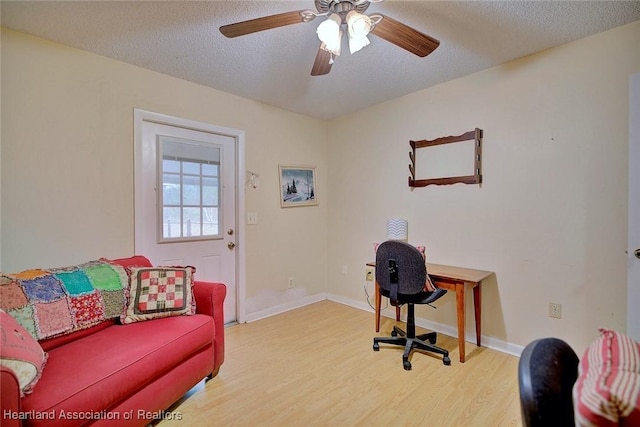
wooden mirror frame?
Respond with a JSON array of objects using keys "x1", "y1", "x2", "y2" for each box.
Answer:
[{"x1": 408, "y1": 128, "x2": 483, "y2": 187}]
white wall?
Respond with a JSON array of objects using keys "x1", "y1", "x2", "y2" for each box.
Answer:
[
  {"x1": 0, "y1": 36, "x2": 3, "y2": 268},
  {"x1": 629, "y1": 73, "x2": 640, "y2": 342},
  {"x1": 0, "y1": 29, "x2": 329, "y2": 316},
  {"x1": 326, "y1": 20, "x2": 640, "y2": 355}
]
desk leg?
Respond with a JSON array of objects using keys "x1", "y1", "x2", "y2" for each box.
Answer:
[
  {"x1": 473, "y1": 282, "x2": 481, "y2": 347},
  {"x1": 455, "y1": 283, "x2": 466, "y2": 363},
  {"x1": 375, "y1": 282, "x2": 381, "y2": 332},
  {"x1": 375, "y1": 282, "x2": 400, "y2": 333}
]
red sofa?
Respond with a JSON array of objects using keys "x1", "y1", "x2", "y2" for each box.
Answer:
[{"x1": 0, "y1": 255, "x2": 226, "y2": 427}]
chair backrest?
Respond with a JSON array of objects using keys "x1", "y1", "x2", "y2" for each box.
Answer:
[
  {"x1": 375, "y1": 240, "x2": 427, "y2": 302},
  {"x1": 518, "y1": 337, "x2": 579, "y2": 427}
]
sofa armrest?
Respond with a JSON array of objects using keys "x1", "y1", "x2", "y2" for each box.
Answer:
[
  {"x1": 1, "y1": 366, "x2": 22, "y2": 427},
  {"x1": 193, "y1": 280, "x2": 227, "y2": 370}
]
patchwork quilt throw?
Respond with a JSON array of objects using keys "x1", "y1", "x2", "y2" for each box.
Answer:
[{"x1": 0, "y1": 259, "x2": 127, "y2": 340}]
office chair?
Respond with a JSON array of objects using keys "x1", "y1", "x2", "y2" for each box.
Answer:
[
  {"x1": 518, "y1": 337, "x2": 579, "y2": 427},
  {"x1": 372, "y1": 240, "x2": 450, "y2": 369}
]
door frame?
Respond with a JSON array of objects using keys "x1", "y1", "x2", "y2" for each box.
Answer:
[{"x1": 133, "y1": 109, "x2": 246, "y2": 324}]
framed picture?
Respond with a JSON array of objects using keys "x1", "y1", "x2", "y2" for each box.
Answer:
[{"x1": 279, "y1": 165, "x2": 318, "y2": 208}]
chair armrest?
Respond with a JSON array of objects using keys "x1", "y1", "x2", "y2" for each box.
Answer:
[
  {"x1": 1, "y1": 366, "x2": 22, "y2": 427},
  {"x1": 193, "y1": 280, "x2": 227, "y2": 369}
]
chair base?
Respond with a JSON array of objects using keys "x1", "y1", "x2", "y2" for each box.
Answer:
[
  {"x1": 374, "y1": 326, "x2": 451, "y2": 369},
  {"x1": 373, "y1": 303, "x2": 451, "y2": 370}
]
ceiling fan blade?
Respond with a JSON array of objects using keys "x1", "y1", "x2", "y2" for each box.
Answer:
[
  {"x1": 220, "y1": 10, "x2": 308, "y2": 38},
  {"x1": 370, "y1": 14, "x2": 440, "y2": 57},
  {"x1": 311, "y1": 45, "x2": 332, "y2": 76}
]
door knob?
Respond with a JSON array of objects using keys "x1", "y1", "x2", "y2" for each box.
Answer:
[
  {"x1": 635, "y1": 248, "x2": 640, "y2": 259},
  {"x1": 228, "y1": 241, "x2": 236, "y2": 250}
]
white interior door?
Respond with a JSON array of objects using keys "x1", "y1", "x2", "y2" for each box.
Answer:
[
  {"x1": 629, "y1": 73, "x2": 640, "y2": 341},
  {"x1": 134, "y1": 110, "x2": 244, "y2": 324}
]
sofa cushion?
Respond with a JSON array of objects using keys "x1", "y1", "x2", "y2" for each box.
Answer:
[
  {"x1": 0, "y1": 260, "x2": 127, "y2": 340},
  {"x1": 39, "y1": 319, "x2": 116, "y2": 352},
  {"x1": 121, "y1": 266, "x2": 196, "y2": 324},
  {"x1": 0, "y1": 309, "x2": 48, "y2": 396},
  {"x1": 21, "y1": 314, "x2": 214, "y2": 424},
  {"x1": 573, "y1": 328, "x2": 640, "y2": 426}
]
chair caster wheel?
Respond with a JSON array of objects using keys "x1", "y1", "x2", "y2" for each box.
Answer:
[
  {"x1": 428, "y1": 336, "x2": 437, "y2": 344},
  {"x1": 443, "y1": 356, "x2": 451, "y2": 366},
  {"x1": 403, "y1": 360, "x2": 412, "y2": 370},
  {"x1": 373, "y1": 342, "x2": 379, "y2": 351},
  {"x1": 391, "y1": 329, "x2": 398, "y2": 337}
]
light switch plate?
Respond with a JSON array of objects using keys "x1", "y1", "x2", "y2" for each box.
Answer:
[{"x1": 247, "y1": 212, "x2": 258, "y2": 225}]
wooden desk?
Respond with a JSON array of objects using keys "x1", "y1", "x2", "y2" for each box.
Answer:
[{"x1": 368, "y1": 262, "x2": 494, "y2": 363}]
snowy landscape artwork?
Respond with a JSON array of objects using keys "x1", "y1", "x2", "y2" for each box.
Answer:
[{"x1": 279, "y1": 166, "x2": 317, "y2": 208}]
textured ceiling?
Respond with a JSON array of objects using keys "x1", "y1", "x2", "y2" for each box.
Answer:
[{"x1": 2, "y1": 1, "x2": 640, "y2": 120}]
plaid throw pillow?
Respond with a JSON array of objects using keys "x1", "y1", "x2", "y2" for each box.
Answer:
[{"x1": 121, "y1": 266, "x2": 196, "y2": 324}]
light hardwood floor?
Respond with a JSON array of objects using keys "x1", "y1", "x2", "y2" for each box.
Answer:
[{"x1": 159, "y1": 300, "x2": 521, "y2": 426}]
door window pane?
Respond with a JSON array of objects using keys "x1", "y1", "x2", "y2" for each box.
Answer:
[
  {"x1": 182, "y1": 175, "x2": 201, "y2": 205},
  {"x1": 158, "y1": 136, "x2": 220, "y2": 241},
  {"x1": 202, "y1": 177, "x2": 218, "y2": 205},
  {"x1": 183, "y1": 161, "x2": 201, "y2": 175},
  {"x1": 203, "y1": 163, "x2": 218, "y2": 176},
  {"x1": 162, "y1": 159, "x2": 180, "y2": 173},
  {"x1": 203, "y1": 207, "x2": 219, "y2": 236},
  {"x1": 163, "y1": 207, "x2": 181, "y2": 238},
  {"x1": 162, "y1": 175, "x2": 180, "y2": 205},
  {"x1": 182, "y1": 207, "x2": 201, "y2": 237}
]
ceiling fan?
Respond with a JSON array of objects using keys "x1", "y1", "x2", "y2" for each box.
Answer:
[{"x1": 219, "y1": 0, "x2": 440, "y2": 76}]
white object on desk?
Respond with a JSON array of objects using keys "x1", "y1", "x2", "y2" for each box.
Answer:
[{"x1": 387, "y1": 218, "x2": 408, "y2": 240}]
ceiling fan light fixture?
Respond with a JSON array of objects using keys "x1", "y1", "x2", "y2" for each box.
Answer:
[
  {"x1": 317, "y1": 13, "x2": 342, "y2": 56},
  {"x1": 346, "y1": 10, "x2": 372, "y2": 54},
  {"x1": 348, "y1": 34, "x2": 370, "y2": 54},
  {"x1": 346, "y1": 10, "x2": 371, "y2": 38},
  {"x1": 221, "y1": 1, "x2": 440, "y2": 77}
]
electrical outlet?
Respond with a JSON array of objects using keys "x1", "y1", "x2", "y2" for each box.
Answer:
[
  {"x1": 365, "y1": 267, "x2": 374, "y2": 281},
  {"x1": 288, "y1": 277, "x2": 294, "y2": 288},
  {"x1": 549, "y1": 302, "x2": 562, "y2": 319},
  {"x1": 342, "y1": 265, "x2": 348, "y2": 275}
]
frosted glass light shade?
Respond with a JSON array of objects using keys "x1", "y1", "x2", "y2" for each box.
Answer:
[
  {"x1": 317, "y1": 14, "x2": 342, "y2": 55},
  {"x1": 348, "y1": 35, "x2": 370, "y2": 54},
  {"x1": 346, "y1": 10, "x2": 371, "y2": 54},
  {"x1": 346, "y1": 11, "x2": 371, "y2": 38},
  {"x1": 387, "y1": 218, "x2": 408, "y2": 240}
]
